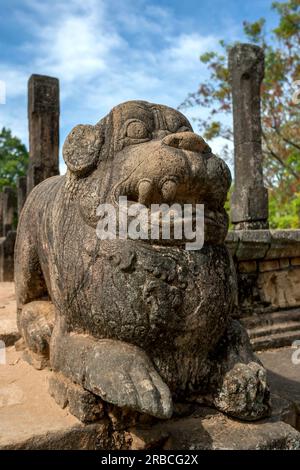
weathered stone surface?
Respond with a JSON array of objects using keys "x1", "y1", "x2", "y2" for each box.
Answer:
[
  {"x1": 27, "y1": 74, "x2": 59, "y2": 195},
  {"x1": 2, "y1": 186, "x2": 16, "y2": 236},
  {"x1": 259, "y1": 260, "x2": 280, "y2": 272},
  {"x1": 22, "y1": 348, "x2": 49, "y2": 370},
  {"x1": 17, "y1": 176, "x2": 27, "y2": 218},
  {"x1": 0, "y1": 231, "x2": 16, "y2": 282},
  {"x1": 267, "y1": 230, "x2": 300, "y2": 259},
  {"x1": 145, "y1": 410, "x2": 300, "y2": 450},
  {"x1": 0, "y1": 193, "x2": 3, "y2": 237},
  {"x1": 280, "y1": 258, "x2": 290, "y2": 269},
  {"x1": 0, "y1": 348, "x2": 299, "y2": 450},
  {"x1": 226, "y1": 230, "x2": 300, "y2": 320},
  {"x1": 229, "y1": 43, "x2": 268, "y2": 230},
  {"x1": 225, "y1": 230, "x2": 239, "y2": 257},
  {"x1": 0, "y1": 282, "x2": 19, "y2": 346},
  {"x1": 49, "y1": 372, "x2": 105, "y2": 423},
  {"x1": 15, "y1": 100, "x2": 270, "y2": 422},
  {"x1": 245, "y1": 308, "x2": 300, "y2": 351},
  {"x1": 226, "y1": 230, "x2": 300, "y2": 261},
  {"x1": 238, "y1": 260, "x2": 257, "y2": 273},
  {"x1": 235, "y1": 230, "x2": 271, "y2": 260},
  {"x1": 258, "y1": 268, "x2": 300, "y2": 309}
]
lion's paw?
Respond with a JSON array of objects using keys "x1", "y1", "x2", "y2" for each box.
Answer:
[
  {"x1": 85, "y1": 340, "x2": 173, "y2": 419},
  {"x1": 213, "y1": 361, "x2": 270, "y2": 421}
]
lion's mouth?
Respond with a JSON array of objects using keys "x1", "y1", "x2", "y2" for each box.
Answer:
[
  {"x1": 109, "y1": 175, "x2": 228, "y2": 246},
  {"x1": 108, "y1": 197, "x2": 227, "y2": 246}
]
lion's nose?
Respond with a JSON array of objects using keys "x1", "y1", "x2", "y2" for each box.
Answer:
[{"x1": 162, "y1": 132, "x2": 211, "y2": 154}]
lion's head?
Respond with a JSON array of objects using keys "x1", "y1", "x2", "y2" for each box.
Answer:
[{"x1": 63, "y1": 100, "x2": 231, "y2": 245}]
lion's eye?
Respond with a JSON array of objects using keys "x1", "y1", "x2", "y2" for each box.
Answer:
[{"x1": 126, "y1": 120, "x2": 149, "y2": 139}]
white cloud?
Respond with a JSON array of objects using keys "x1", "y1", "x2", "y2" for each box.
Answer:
[
  {"x1": 0, "y1": 66, "x2": 27, "y2": 99},
  {"x1": 1, "y1": 0, "x2": 229, "y2": 168},
  {"x1": 35, "y1": 14, "x2": 125, "y2": 84},
  {"x1": 163, "y1": 33, "x2": 218, "y2": 72}
]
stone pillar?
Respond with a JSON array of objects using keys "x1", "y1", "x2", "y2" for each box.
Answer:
[
  {"x1": 27, "y1": 74, "x2": 59, "y2": 195},
  {"x1": 0, "y1": 193, "x2": 3, "y2": 238},
  {"x1": 17, "y1": 176, "x2": 27, "y2": 219},
  {"x1": 0, "y1": 187, "x2": 16, "y2": 282},
  {"x1": 2, "y1": 186, "x2": 16, "y2": 236},
  {"x1": 0, "y1": 231, "x2": 16, "y2": 282},
  {"x1": 229, "y1": 43, "x2": 269, "y2": 230}
]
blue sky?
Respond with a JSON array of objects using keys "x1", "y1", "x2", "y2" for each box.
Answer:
[{"x1": 0, "y1": 0, "x2": 278, "y2": 173}]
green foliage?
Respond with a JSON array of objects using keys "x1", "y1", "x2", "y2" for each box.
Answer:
[
  {"x1": 243, "y1": 18, "x2": 266, "y2": 43},
  {"x1": 181, "y1": 0, "x2": 300, "y2": 228},
  {"x1": 0, "y1": 127, "x2": 29, "y2": 192},
  {"x1": 269, "y1": 191, "x2": 300, "y2": 228}
]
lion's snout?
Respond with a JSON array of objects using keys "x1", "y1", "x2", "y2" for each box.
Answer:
[
  {"x1": 121, "y1": 132, "x2": 229, "y2": 209},
  {"x1": 162, "y1": 131, "x2": 211, "y2": 154}
]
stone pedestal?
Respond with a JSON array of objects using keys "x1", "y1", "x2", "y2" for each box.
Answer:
[
  {"x1": 1, "y1": 296, "x2": 300, "y2": 450},
  {"x1": 1, "y1": 346, "x2": 300, "y2": 450}
]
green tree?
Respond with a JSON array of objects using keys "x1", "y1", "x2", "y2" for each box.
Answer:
[
  {"x1": 181, "y1": 0, "x2": 300, "y2": 228},
  {"x1": 0, "y1": 127, "x2": 29, "y2": 192}
]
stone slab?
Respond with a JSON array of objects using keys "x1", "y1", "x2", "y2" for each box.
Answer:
[
  {"x1": 225, "y1": 230, "x2": 300, "y2": 261},
  {"x1": 258, "y1": 346, "x2": 300, "y2": 428},
  {"x1": 139, "y1": 409, "x2": 300, "y2": 450},
  {"x1": 0, "y1": 347, "x2": 300, "y2": 450},
  {"x1": 0, "y1": 282, "x2": 19, "y2": 346},
  {"x1": 267, "y1": 230, "x2": 300, "y2": 260}
]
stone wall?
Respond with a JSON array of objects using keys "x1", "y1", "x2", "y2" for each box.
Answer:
[{"x1": 226, "y1": 230, "x2": 300, "y2": 316}]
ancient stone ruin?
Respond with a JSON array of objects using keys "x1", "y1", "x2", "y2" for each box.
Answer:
[
  {"x1": 0, "y1": 187, "x2": 17, "y2": 282},
  {"x1": 27, "y1": 74, "x2": 60, "y2": 194},
  {"x1": 15, "y1": 99, "x2": 271, "y2": 423},
  {"x1": 0, "y1": 74, "x2": 60, "y2": 283},
  {"x1": 229, "y1": 43, "x2": 269, "y2": 230},
  {"x1": 1, "y1": 44, "x2": 300, "y2": 450}
]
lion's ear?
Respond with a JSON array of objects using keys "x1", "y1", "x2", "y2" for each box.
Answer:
[{"x1": 63, "y1": 124, "x2": 103, "y2": 175}]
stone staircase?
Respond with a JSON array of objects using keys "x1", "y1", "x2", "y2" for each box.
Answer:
[{"x1": 242, "y1": 308, "x2": 300, "y2": 351}]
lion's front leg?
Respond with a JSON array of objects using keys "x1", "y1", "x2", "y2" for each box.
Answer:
[
  {"x1": 18, "y1": 301, "x2": 55, "y2": 361},
  {"x1": 206, "y1": 319, "x2": 270, "y2": 421},
  {"x1": 50, "y1": 323, "x2": 173, "y2": 420}
]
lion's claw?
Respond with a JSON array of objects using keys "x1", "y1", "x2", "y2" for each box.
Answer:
[{"x1": 213, "y1": 361, "x2": 270, "y2": 421}]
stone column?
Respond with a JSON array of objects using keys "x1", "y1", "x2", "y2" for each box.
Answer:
[
  {"x1": 0, "y1": 193, "x2": 3, "y2": 238},
  {"x1": 0, "y1": 231, "x2": 16, "y2": 282},
  {"x1": 229, "y1": 43, "x2": 269, "y2": 230},
  {"x1": 27, "y1": 74, "x2": 60, "y2": 195},
  {"x1": 0, "y1": 187, "x2": 16, "y2": 282},
  {"x1": 2, "y1": 186, "x2": 16, "y2": 236},
  {"x1": 17, "y1": 176, "x2": 27, "y2": 219}
]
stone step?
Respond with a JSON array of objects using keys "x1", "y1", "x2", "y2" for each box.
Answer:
[
  {"x1": 249, "y1": 321, "x2": 300, "y2": 339},
  {"x1": 251, "y1": 330, "x2": 300, "y2": 351},
  {"x1": 242, "y1": 308, "x2": 300, "y2": 329}
]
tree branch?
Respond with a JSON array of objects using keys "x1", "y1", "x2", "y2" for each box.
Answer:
[
  {"x1": 262, "y1": 131, "x2": 300, "y2": 179},
  {"x1": 272, "y1": 125, "x2": 300, "y2": 152}
]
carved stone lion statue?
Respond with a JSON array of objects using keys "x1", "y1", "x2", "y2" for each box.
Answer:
[{"x1": 15, "y1": 101, "x2": 270, "y2": 421}]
